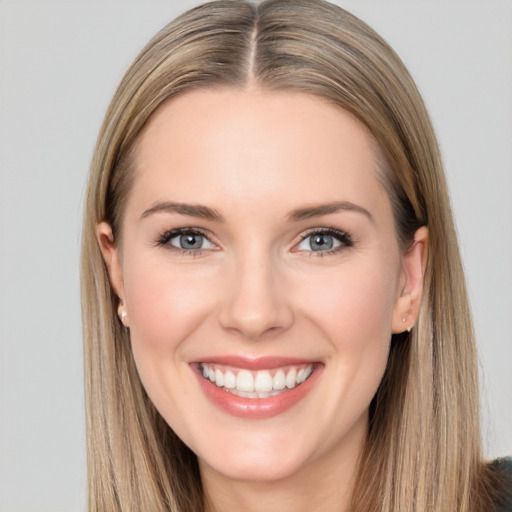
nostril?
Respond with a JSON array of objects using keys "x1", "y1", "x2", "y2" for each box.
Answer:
[
  {"x1": 218, "y1": 259, "x2": 294, "y2": 338},
  {"x1": 219, "y1": 301, "x2": 294, "y2": 340}
]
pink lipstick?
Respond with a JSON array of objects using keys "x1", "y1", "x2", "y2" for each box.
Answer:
[{"x1": 191, "y1": 356, "x2": 322, "y2": 419}]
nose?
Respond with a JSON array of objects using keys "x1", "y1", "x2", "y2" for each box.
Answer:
[{"x1": 218, "y1": 253, "x2": 294, "y2": 340}]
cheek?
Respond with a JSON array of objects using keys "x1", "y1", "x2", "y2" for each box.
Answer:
[
  {"x1": 121, "y1": 254, "x2": 221, "y2": 425},
  {"x1": 124, "y1": 257, "x2": 217, "y2": 350},
  {"x1": 295, "y1": 260, "x2": 397, "y2": 399},
  {"x1": 121, "y1": 255, "x2": 222, "y2": 409},
  {"x1": 297, "y1": 261, "x2": 398, "y2": 344}
]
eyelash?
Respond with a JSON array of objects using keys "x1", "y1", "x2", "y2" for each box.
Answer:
[
  {"x1": 298, "y1": 227, "x2": 354, "y2": 257},
  {"x1": 155, "y1": 228, "x2": 213, "y2": 257},
  {"x1": 154, "y1": 226, "x2": 354, "y2": 257}
]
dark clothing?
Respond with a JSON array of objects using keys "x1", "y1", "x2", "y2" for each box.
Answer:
[{"x1": 492, "y1": 457, "x2": 512, "y2": 512}]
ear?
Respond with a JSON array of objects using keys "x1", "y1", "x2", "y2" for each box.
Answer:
[
  {"x1": 391, "y1": 226, "x2": 428, "y2": 334},
  {"x1": 96, "y1": 222, "x2": 130, "y2": 327}
]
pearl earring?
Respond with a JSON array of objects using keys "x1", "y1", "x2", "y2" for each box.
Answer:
[
  {"x1": 402, "y1": 315, "x2": 413, "y2": 333},
  {"x1": 118, "y1": 305, "x2": 127, "y2": 321}
]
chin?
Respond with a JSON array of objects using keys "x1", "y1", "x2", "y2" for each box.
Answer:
[{"x1": 198, "y1": 447, "x2": 310, "y2": 484}]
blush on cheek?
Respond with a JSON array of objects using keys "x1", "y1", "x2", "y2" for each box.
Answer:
[
  {"x1": 125, "y1": 260, "x2": 219, "y2": 353},
  {"x1": 304, "y1": 268, "x2": 395, "y2": 342}
]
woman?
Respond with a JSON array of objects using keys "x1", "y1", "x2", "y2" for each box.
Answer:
[{"x1": 80, "y1": 1, "x2": 511, "y2": 510}]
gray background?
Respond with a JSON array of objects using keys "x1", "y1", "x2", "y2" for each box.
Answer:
[{"x1": 1, "y1": 1, "x2": 511, "y2": 510}]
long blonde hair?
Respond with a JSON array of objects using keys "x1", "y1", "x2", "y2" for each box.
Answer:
[{"x1": 81, "y1": 1, "x2": 498, "y2": 510}]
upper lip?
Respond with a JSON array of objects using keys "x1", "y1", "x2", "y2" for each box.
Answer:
[{"x1": 189, "y1": 355, "x2": 319, "y2": 370}]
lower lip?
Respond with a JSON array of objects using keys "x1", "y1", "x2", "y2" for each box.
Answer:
[{"x1": 193, "y1": 365, "x2": 322, "y2": 419}]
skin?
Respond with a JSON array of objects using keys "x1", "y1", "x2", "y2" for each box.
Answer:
[{"x1": 98, "y1": 88, "x2": 427, "y2": 512}]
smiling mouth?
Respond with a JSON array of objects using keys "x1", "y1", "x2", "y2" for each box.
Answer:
[{"x1": 198, "y1": 363, "x2": 315, "y2": 399}]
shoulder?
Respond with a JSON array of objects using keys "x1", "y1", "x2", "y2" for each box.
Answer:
[{"x1": 490, "y1": 457, "x2": 512, "y2": 512}]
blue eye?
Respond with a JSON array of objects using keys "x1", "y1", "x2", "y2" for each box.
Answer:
[
  {"x1": 171, "y1": 233, "x2": 205, "y2": 250},
  {"x1": 158, "y1": 229, "x2": 216, "y2": 252},
  {"x1": 297, "y1": 229, "x2": 352, "y2": 253}
]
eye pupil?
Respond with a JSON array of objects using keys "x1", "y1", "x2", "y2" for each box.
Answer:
[
  {"x1": 180, "y1": 233, "x2": 203, "y2": 249},
  {"x1": 311, "y1": 234, "x2": 333, "y2": 251}
]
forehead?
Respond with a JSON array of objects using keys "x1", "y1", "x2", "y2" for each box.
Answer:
[{"x1": 129, "y1": 88, "x2": 389, "y2": 220}]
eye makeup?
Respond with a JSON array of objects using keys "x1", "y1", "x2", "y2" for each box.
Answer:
[
  {"x1": 153, "y1": 225, "x2": 355, "y2": 258},
  {"x1": 294, "y1": 227, "x2": 354, "y2": 256},
  {"x1": 154, "y1": 227, "x2": 217, "y2": 256}
]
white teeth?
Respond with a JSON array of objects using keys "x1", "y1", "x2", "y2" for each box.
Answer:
[
  {"x1": 199, "y1": 363, "x2": 315, "y2": 396},
  {"x1": 224, "y1": 370, "x2": 236, "y2": 389},
  {"x1": 236, "y1": 370, "x2": 254, "y2": 392},
  {"x1": 215, "y1": 369, "x2": 224, "y2": 387},
  {"x1": 273, "y1": 369, "x2": 286, "y2": 390},
  {"x1": 254, "y1": 371, "x2": 273, "y2": 392},
  {"x1": 286, "y1": 367, "x2": 297, "y2": 389}
]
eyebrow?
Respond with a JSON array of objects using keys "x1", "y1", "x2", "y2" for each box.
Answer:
[
  {"x1": 140, "y1": 200, "x2": 373, "y2": 224},
  {"x1": 287, "y1": 201, "x2": 374, "y2": 223},
  {"x1": 140, "y1": 201, "x2": 225, "y2": 222}
]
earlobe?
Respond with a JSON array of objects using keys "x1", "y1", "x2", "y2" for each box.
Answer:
[
  {"x1": 391, "y1": 226, "x2": 428, "y2": 334},
  {"x1": 96, "y1": 222, "x2": 129, "y2": 326}
]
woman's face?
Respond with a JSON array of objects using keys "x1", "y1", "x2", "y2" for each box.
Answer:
[{"x1": 99, "y1": 89, "x2": 425, "y2": 485}]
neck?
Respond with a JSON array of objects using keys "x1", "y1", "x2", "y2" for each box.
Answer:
[{"x1": 201, "y1": 417, "x2": 366, "y2": 512}]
